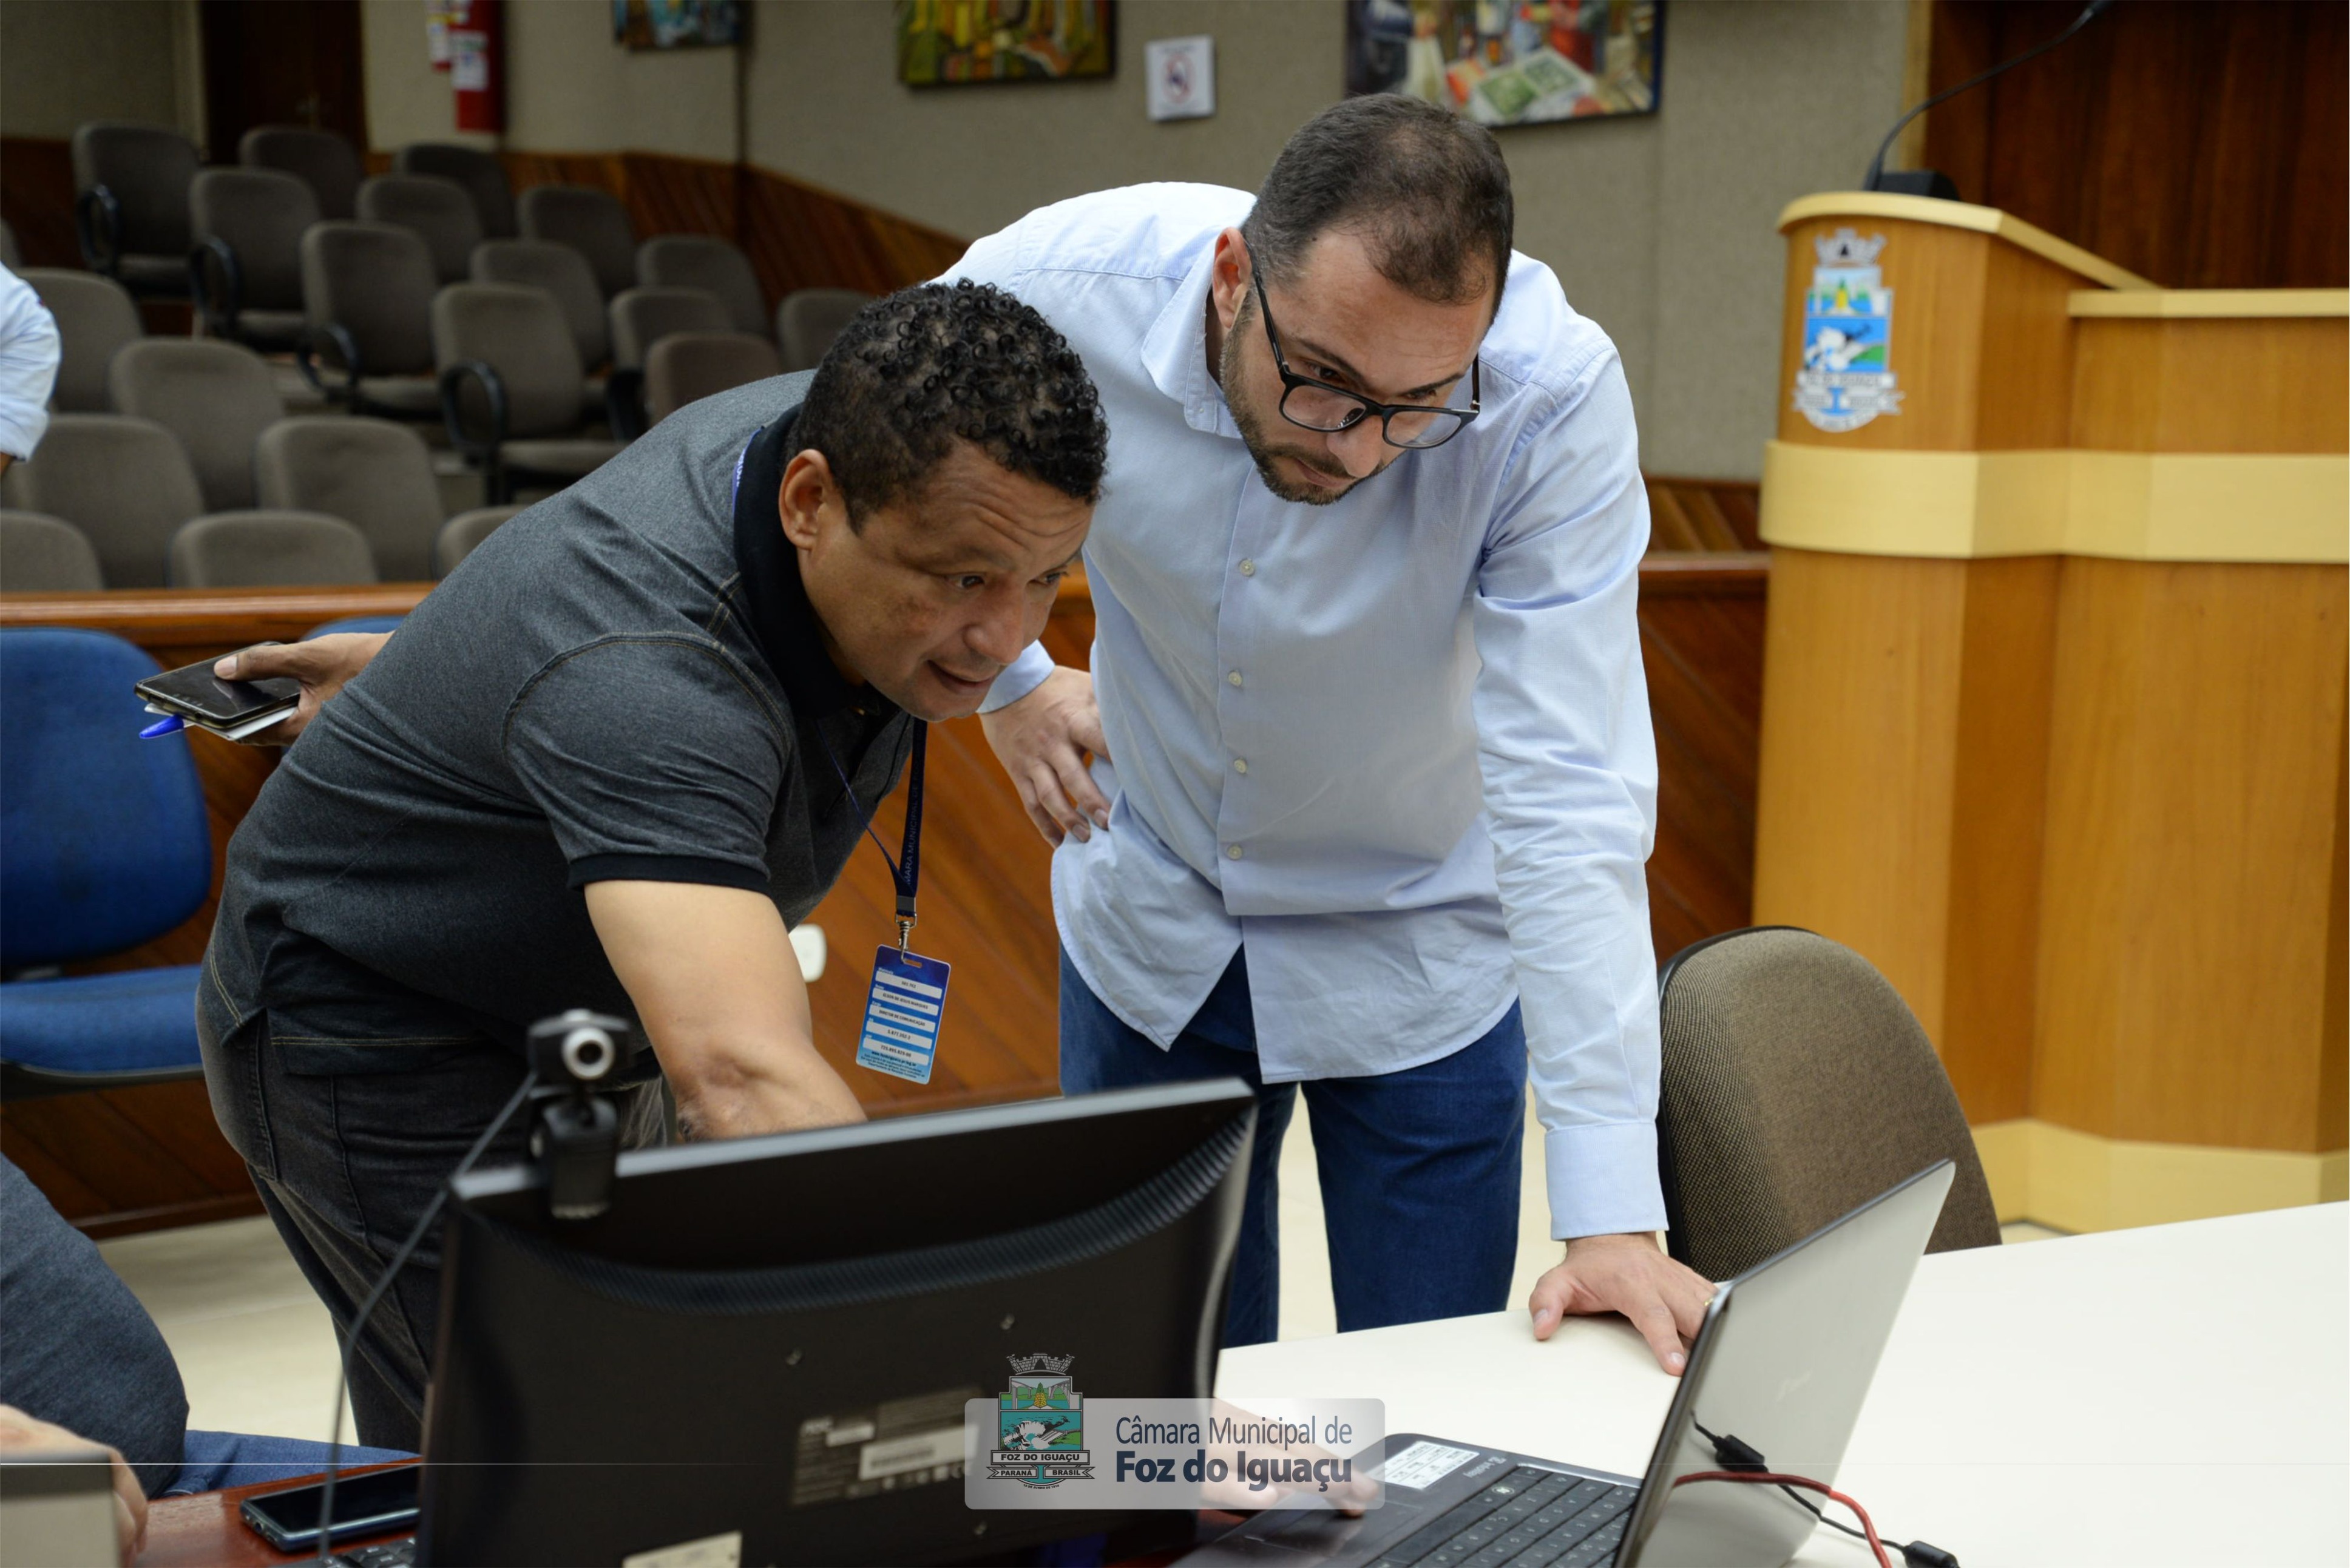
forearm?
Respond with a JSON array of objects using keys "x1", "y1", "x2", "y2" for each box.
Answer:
[{"x1": 663, "y1": 1028, "x2": 864, "y2": 1140}]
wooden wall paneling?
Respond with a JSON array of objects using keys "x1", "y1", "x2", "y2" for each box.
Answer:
[
  {"x1": 0, "y1": 137, "x2": 81, "y2": 269},
  {"x1": 2070, "y1": 316, "x2": 2350, "y2": 455}
]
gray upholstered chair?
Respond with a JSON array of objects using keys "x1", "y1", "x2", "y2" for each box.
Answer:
[
  {"x1": 255, "y1": 415, "x2": 510, "y2": 583},
  {"x1": 645, "y1": 331, "x2": 781, "y2": 425},
  {"x1": 432, "y1": 283, "x2": 626, "y2": 503},
  {"x1": 637, "y1": 235, "x2": 767, "y2": 339},
  {"x1": 18, "y1": 269, "x2": 142, "y2": 413},
  {"x1": 393, "y1": 143, "x2": 516, "y2": 238},
  {"x1": 518, "y1": 184, "x2": 636, "y2": 299},
  {"x1": 472, "y1": 239, "x2": 611, "y2": 372},
  {"x1": 168, "y1": 510, "x2": 377, "y2": 588},
  {"x1": 356, "y1": 175, "x2": 483, "y2": 285},
  {"x1": 70, "y1": 122, "x2": 198, "y2": 295},
  {"x1": 240, "y1": 124, "x2": 363, "y2": 220},
  {"x1": 775, "y1": 287, "x2": 875, "y2": 373},
  {"x1": 189, "y1": 167, "x2": 319, "y2": 351},
  {"x1": 299, "y1": 221, "x2": 443, "y2": 419},
  {"x1": 607, "y1": 285, "x2": 733, "y2": 370},
  {"x1": 1654, "y1": 926, "x2": 2002, "y2": 1282},
  {"x1": 106, "y1": 339, "x2": 285, "y2": 512},
  {"x1": 0, "y1": 415, "x2": 206, "y2": 587},
  {"x1": 0, "y1": 510, "x2": 104, "y2": 592},
  {"x1": 432, "y1": 504, "x2": 522, "y2": 578}
]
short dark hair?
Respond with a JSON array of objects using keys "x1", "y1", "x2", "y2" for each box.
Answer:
[
  {"x1": 797, "y1": 280, "x2": 1108, "y2": 525},
  {"x1": 1242, "y1": 94, "x2": 1514, "y2": 308}
]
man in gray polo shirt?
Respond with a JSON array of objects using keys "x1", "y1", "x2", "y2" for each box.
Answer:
[{"x1": 198, "y1": 283, "x2": 1104, "y2": 1448}]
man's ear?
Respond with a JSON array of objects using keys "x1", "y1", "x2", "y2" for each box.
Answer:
[
  {"x1": 777, "y1": 449, "x2": 838, "y2": 550},
  {"x1": 1210, "y1": 228, "x2": 1249, "y2": 334}
]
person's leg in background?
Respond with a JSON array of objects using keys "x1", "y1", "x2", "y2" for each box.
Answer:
[
  {"x1": 1058, "y1": 950, "x2": 1294, "y2": 1347},
  {"x1": 1303, "y1": 1003, "x2": 1528, "y2": 1333}
]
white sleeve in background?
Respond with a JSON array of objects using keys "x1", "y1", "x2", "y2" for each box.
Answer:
[{"x1": 0, "y1": 268, "x2": 60, "y2": 461}]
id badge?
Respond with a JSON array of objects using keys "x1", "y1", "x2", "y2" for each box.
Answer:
[{"x1": 855, "y1": 946, "x2": 950, "y2": 1084}]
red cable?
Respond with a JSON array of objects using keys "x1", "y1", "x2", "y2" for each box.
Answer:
[{"x1": 1670, "y1": 1470, "x2": 1892, "y2": 1568}]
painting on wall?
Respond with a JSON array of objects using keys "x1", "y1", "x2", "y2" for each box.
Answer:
[
  {"x1": 898, "y1": 1, "x2": 1116, "y2": 87},
  {"x1": 613, "y1": 0, "x2": 742, "y2": 50},
  {"x1": 1344, "y1": 0, "x2": 1662, "y2": 127}
]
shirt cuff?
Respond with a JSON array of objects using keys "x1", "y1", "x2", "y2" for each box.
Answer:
[
  {"x1": 978, "y1": 640, "x2": 1055, "y2": 715},
  {"x1": 1545, "y1": 1118, "x2": 1668, "y2": 1241},
  {"x1": 567, "y1": 853, "x2": 770, "y2": 892}
]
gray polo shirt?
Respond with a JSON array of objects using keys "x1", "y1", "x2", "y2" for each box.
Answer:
[{"x1": 206, "y1": 373, "x2": 915, "y2": 1072}]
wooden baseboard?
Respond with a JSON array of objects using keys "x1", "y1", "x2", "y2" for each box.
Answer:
[
  {"x1": 1973, "y1": 1117, "x2": 2350, "y2": 1232},
  {"x1": 72, "y1": 1189, "x2": 267, "y2": 1240}
]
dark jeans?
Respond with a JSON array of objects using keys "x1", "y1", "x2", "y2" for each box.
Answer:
[{"x1": 1058, "y1": 948, "x2": 1527, "y2": 1349}]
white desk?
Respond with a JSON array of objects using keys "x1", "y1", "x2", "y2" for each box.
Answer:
[{"x1": 1217, "y1": 1203, "x2": 2348, "y2": 1567}]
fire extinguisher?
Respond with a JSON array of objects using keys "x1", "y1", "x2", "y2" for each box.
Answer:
[{"x1": 449, "y1": 0, "x2": 504, "y2": 135}]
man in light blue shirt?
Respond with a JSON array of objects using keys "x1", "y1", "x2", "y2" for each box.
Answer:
[{"x1": 957, "y1": 97, "x2": 1714, "y2": 1370}]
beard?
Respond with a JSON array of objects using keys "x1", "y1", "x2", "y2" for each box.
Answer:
[{"x1": 1220, "y1": 306, "x2": 1369, "y2": 507}]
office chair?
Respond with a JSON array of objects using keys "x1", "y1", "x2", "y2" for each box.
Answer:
[
  {"x1": 433, "y1": 282, "x2": 627, "y2": 504},
  {"x1": 433, "y1": 504, "x2": 520, "y2": 577},
  {"x1": 0, "y1": 415, "x2": 208, "y2": 588},
  {"x1": 168, "y1": 510, "x2": 378, "y2": 588},
  {"x1": 1654, "y1": 925, "x2": 2002, "y2": 1282},
  {"x1": 393, "y1": 142, "x2": 517, "y2": 238},
  {"x1": 356, "y1": 174, "x2": 484, "y2": 286},
  {"x1": 0, "y1": 511, "x2": 105, "y2": 592},
  {"x1": 637, "y1": 234, "x2": 768, "y2": 338},
  {"x1": 0, "y1": 628, "x2": 211, "y2": 1099},
  {"x1": 297, "y1": 221, "x2": 444, "y2": 419},
  {"x1": 645, "y1": 331, "x2": 782, "y2": 424},
  {"x1": 518, "y1": 184, "x2": 637, "y2": 299},
  {"x1": 18, "y1": 268, "x2": 143, "y2": 413},
  {"x1": 256, "y1": 415, "x2": 514, "y2": 582},
  {"x1": 776, "y1": 287, "x2": 875, "y2": 373},
  {"x1": 188, "y1": 167, "x2": 319, "y2": 352},
  {"x1": 472, "y1": 238, "x2": 611, "y2": 372},
  {"x1": 106, "y1": 339, "x2": 286, "y2": 512},
  {"x1": 70, "y1": 122, "x2": 198, "y2": 296},
  {"x1": 240, "y1": 124, "x2": 363, "y2": 220}
]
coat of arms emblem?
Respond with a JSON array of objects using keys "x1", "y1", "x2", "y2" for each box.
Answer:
[
  {"x1": 987, "y1": 1353, "x2": 1095, "y2": 1489},
  {"x1": 1792, "y1": 227, "x2": 1902, "y2": 433}
]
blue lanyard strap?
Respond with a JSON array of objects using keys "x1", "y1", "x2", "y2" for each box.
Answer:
[{"x1": 821, "y1": 725, "x2": 926, "y2": 953}]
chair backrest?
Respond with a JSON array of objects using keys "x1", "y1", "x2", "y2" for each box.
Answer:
[
  {"x1": 0, "y1": 415, "x2": 203, "y2": 588},
  {"x1": 18, "y1": 269, "x2": 142, "y2": 413},
  {"x1": 1654, "y1": 927, "x2": 2003, "y2": 1282},
  {"x1": 106, "y1": 339, "x2": 286, "y2": 512},
  {"x1": 0, "y1": 510, "x2": 104, "y2": 592},
  {"x1": 432, "y1": 282, "x2": 586, "y2": 440},
  {"x1": 0, "y1": 627, "x2": 211, "y2": 968},
  {"x1": 433, "y1": 504, "x2": 523, "y2": 577},
  {"x1": 775, "y1": 287, "x2": 875, "y2": 373},
  {"x1": 254, "y1": 416, "x2": 445, "y2": 581},
  {"x1": 470, "y1": 239, "x2": 608, "y2": 370},
  {"x1": 636, "y1": 235, "x2": 765, "y2": 338},
  {"x1": 240, "y1": 124, "x2": 362, "y2": 219},
  {"x1": 393, "y1": 143, "x2": 515, "y2": 238},
  {"x1": 645, "y1": 332, "x2": 782, "y2": 425},
  {"x1": 69, "y1": 123, "x2": 198, "y2": 256},
  {"x1": 168, "y1": 510, "x2": 377, "y2": 588},
  {"x1": 356, "y1": 175, "x2": 484, "y2": 285},
  {"x1": 607, "y1": 285, "x2": 733, "y2": 370},
  {"x1": 516, "y1": 184, "x2": 636, "y2": 299},
  {"x1": 0, "y1": 218, "x2": 19, "y2": 271},
  {"x1": 300, "y1": 222, "x2": 438, "y2": 377},
  {"x1": 189, "y1": 167, "x2": 319, "y2": 313}
]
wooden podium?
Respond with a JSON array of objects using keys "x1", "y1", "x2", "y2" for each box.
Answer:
[{"x1": 1752, "y1": 193, "x2": 2347, "y2": 1232}]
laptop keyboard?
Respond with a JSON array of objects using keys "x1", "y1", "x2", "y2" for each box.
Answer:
[{"x1": 1366, "y1": 1466, "x2": 1636, "y2": 1568}]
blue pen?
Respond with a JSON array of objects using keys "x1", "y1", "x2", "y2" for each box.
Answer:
[{"x1": 139, "y1": 714, "x2": 186, "y2": 739}]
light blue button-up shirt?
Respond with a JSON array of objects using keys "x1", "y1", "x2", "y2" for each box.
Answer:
[{"x1": 949, "y1": 184, "x2": 1663, "y2": 1239}]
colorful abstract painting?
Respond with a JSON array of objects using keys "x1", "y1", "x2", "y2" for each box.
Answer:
[
  {"x1": 1345, "y1": 0, "x2": 1662, "y2": 127},
  {"x1": 614, "y1": 0, "x2": 742, "y2": 50},
  {"x1": 898, "y1": 0, "x2": 1116, "y2": 87}
]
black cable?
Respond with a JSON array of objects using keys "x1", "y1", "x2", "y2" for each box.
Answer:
[
  {"x1": 1863, "y1": 0, "x2": 2114, "y2": 191},
  {"x1": 311, "y1": 1068, "x2": 541, "y2": 1564}
]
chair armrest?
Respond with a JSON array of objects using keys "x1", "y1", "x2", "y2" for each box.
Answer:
[
  {"x1": 188, "y1": 238, "x2": 242, "y2": 339},
  {"x1": 439, "y1": 359, "x2": 510, "y2": 501},
  {"x1": 73, "y1": 186, "x2": 123, "y2": 276},
  {"x1": 297, "y1": 323, "x2": 365, "y2": 412}
]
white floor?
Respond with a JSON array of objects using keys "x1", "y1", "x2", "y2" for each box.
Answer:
[{"x1": 97, "y1": 1092, "x2": 2062, "y2": 1442}]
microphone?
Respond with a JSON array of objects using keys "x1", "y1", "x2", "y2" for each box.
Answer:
[{"x1": 1862, "y1": 0, "x2": 2115, "y2": 198}]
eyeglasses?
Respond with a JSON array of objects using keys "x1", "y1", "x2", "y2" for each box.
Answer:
[{"x1": 1250, "y1": 268, "x2": 1481, "y2": 451}]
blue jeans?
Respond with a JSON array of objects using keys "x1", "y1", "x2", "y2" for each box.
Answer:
[{"x1": 1058, "y1": 949, "x2": 1526, "y2": 1348}]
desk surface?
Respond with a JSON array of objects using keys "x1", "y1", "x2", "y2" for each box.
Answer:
[{"x1": 1217, "y1": 1203, "x2": 2349, "y2": 1567}]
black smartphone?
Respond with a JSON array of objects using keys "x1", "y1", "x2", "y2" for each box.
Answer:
[
  {"x1": 239, "y1": 1463, "x2": 422, "y2": 1552},
  {"x1": 134, "y1": 654, "x2": 300, "y2": 728}
]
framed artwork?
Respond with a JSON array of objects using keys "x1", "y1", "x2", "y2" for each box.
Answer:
[
  {"x1": 898, "y1": 0, "x2": 1116, "y2": 87},
  {"x1": 613, "y1": 0, "x2": 742, "y2": 50},
  {"x1": 1344, "y1": 0, "x2": 1662, "y2": 127}
]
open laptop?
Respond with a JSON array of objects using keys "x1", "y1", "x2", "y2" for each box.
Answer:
[{"x1": 1181, "y1": 1160, "x2": 1957, "y2": 1568}]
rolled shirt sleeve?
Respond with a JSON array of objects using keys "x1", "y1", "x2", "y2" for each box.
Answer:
[{"x1": 0, "y1": 269, "x2": 60, "y2": 461}]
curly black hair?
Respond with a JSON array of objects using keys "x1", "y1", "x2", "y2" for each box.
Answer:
[{"x1": 796, "y1": 280, "x2": 1108, "y2": 527}]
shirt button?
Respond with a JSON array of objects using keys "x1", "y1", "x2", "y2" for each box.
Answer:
[
  {"x1": 1225, "y1": 844, "x2": 1244, "y2": 860},
  {"x1": 1233, "y1": 758, "x2": 1248, "y2": 774},
  {"x1": 1238, "y1": 559, "x2": 1256, "y2": 577},
  {"x1": 1227, "y1": 671, "x2": 1243, "y2": 688}
]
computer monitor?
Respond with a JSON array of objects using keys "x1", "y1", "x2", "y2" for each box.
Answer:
[{"x1": 417, "y1": 1079, "x2": 1256, "y2": 1567}]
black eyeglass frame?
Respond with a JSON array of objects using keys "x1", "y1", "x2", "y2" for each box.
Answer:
[{"x1": 1250, "y1": 268, "x2": 1482, "y2": 451}]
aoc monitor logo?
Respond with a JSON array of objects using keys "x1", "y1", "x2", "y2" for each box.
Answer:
[
  {"x1": 1792, "y1": 227, "x2": 1903, "y2": 433},
  {"x1": 987, "y1": 1354, "x2": 1095, "y2": 1489}
]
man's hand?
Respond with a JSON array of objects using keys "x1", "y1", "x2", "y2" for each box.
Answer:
[
  {"x1": 585, "y1": 880, "x2": 865, "y2": 1140},
  {"x1": 0, "y1": 1404, "x2": 146, "y2": 1559},
  {"x1": 1528, "y1": 1232, "x2": 1716, "y2": 1374},
  {"x1": 212, "y1": 632, "x2": 391, "y2": 745},
  {"x1": 979, "y1": 666, "x2": 1111, "y2": 845}
]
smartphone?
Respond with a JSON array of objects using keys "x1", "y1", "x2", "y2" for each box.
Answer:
[
  {"x1": 239, "y1": 1462, "x2": 421, "y2": 1552},
  {"x1": 134, "y1": 655, "x2": 300, "y2": 729}
]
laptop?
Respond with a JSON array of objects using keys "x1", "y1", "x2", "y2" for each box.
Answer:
[{"x1": 1180, "y1": 1160, "x2": 1957, "y2": 1568}]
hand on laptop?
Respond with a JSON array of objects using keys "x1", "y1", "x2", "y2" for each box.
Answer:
[{"x1": 1526, "y1": 1233, "x2": 1715, "y2": 1375}]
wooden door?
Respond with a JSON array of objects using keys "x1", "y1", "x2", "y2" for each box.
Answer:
[{"x1": 200, "y1": 0, "x2": 368, "y2": 157}]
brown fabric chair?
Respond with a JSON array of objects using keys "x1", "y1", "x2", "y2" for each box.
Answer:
[
  {"x1": 432, "y1": 504, "x2": 523, "y2": 577},
  {"x1": 606, "y1": 285, "x2": 733, "y2": 370},
  {"x1": 0, "y1": 414, "x2": 206, "y2": 587},
  {"x1": 356, "y1": 175, "x2": 483, "y2": 285},
  {"x1": 472, "y1": 239, "x2": 610, "y2": 371},
  {"x1": 517, "y1": 184, "x2": 637, "y2": 299},
  {"x1": 1654, "y1": 926, "x2": 2002, "y2": 1282},
  {"x1": 393, "y1": 143, "x2": 516, "y2": 239},
  {"x1": 636, "y1": 235, "x2": 767, "y2": 339},
  {"x1": 299, "y1": 221, "x2": 443, "y2": 419},
  {"x1": 256, "y1": 415, "x2": 507, "y2": 583},
  {"x1": 645, "y1": 332, "x2": 782, "y2": 425},
  {"x1": 775, "y1": 287, "x2": 875, "y2": 373},
  {"x1": 168, "y1": 509, "x2": 377, "y2": 588},
  {"x1": 0, "y1": 510, "x2": 104, "y2": 592},
  {"x1": 70, "y1": 122, "x2": 197, "y2": 295},
  {"x1": 106, "y1": 339, "x2": 286, "y2": 512},
  {"x1": 19, "y1": 269, "x2": 142, "y2": 413},
  {"x1": 240, "y1": 125, "x2": 363, "y2": 220},
  {"x1": 189, "y1": 167, "x2": 319, "y2": 351},
  {"x1": 433, "y1": 283, "x2": 626, "y2": 503}
]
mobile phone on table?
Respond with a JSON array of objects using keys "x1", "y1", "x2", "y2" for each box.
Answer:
[
  {"x1": 239, "y1": 1462, "x2": 421, "y2": 1552},
  {"x1": 134, "y1": 654, "x2": 300, "y2": 731}
]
